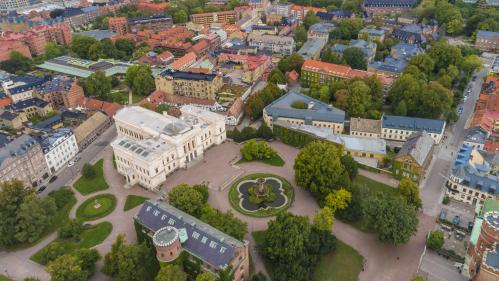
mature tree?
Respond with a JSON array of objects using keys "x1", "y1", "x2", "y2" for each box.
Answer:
[
  {"x1": 343, "y1": 47, "x2": 367, "y2": 70},
  {"x1": 303, "y1": 12, "x2": 320, "y2": 30},
  {"x1": 334, "y1": 89, "x2": 349, "y2": 110},
  {"x1": 218, "y1": 266, "x2": 235, "y2": 281},
  {"x1": 0, "y1": 180, "x2": 32, "y2": 246},
  {"x1": 264, "y1": 213, "x2": 311, "y2": 281},
  {"x1": 71, "y1": 35, "x2": 98, "y2": 59},
  {"x1": 84, "y1": 71, "x2": 112, "y2": 100},
  {"x1": 200, "y1": 206, "x2": 247, "y2": 240},
  {"x1": 321, "y1": 49, "x2": 346, "y2": 65},
  {"x1": 47, "y1": 255, "x2": 88, "y2": 281},
  {"x1": 15, "y1": 194, "x2": 57, "y2": 243},
  {"x1": 347, "y1": 80, "x2": 371, "y2": 117},
  {"x1": 427, "y1": 41, "x2": 463, "y2": 73},
  {"x1": 336, "y1": 184, "x2": 363, "y2": 222},
  {"x1": 173, "y1": 10, "x2": 189, "y2": 24},
  {"x1": 434, "y1": 0, "x2": 463, "y2": 35},
  {"x1": 293, "y1": 26, "x2": 308, "y2": 46},
  {"x1": 36, "y1": 241, "x2": 69, "y2": 265},
  {"x1": 408, "y1": 54, "x2": 435, "y2": 76},
  {"x1": 418, "y1": 81, "x2": 452, "y2": 119},
  {"x1": 256, "y1": 123, "x2": 273, "y2": 140},
  {"x1": 44, "y1": 43, "x2": 65, "y2": 60},
  {"x1": 341, "y1": 155, "x2": 358, "y2": 179},
  {"x1": 461, "y1": 55, "x2": 482, "y2": 76},
  {"x1": 115, "y1": 39, "x2": 135, "y2": 60},
  {"x1": 59, "y1": 219, "x2": 84, "y2": 240},
  {"x1": 393, "y1": 100, "x2": 407, "y2": 116},
  {"x1": 397, "y1": 178, "x2": 423, "y2": 210},
  {"x1": 364, "y1": 195, "x2": 419, "y2": 245},
  {"x1": 168, "y1": 184, "x2": 205, "y2": 217},
  {"x1": 124, "y1": 64, "x2": 155, "y2": 96},
  {"x1": 102, "y1": 235, "x2": 147, "y2": 281},
  {"x1": 268, "y1": 68, "x2": 286, "y2": 84},
  {"x1": 0, "y1": 51, "x2": 34, "y2": 74},
  {"x1": 319, "y1": 85, "x2": 330, "y2": 103},
  {"x1": 155, "y1": 264, "x2": 187, "y2": 281},
  {"x1": 73, "y1": 248, "x2": 100, "y2": 273},
  {"x1": 294, "y1": 141, "x2": 349, "y2": 200},
  {"x1": 427, "y1": 230, "x2": 444, "y2": 250},
  {"x1": 240, "y1": 140, "x2": 278, "y2": 161},
  {"x1": 196, "y1": 272, "x2": 217, "y2": 281},
  {"x1": 277, "y1": 53, "x2": 305, "y2": 73},
  {"x1": 313, "y1": 207, "x2": 334, "y2": 231},
  {"x1": 331, "y1": 18, "x2": 362, "y2": 40},
  {"x1": 249, "y1": 273, "x2": 267, "y2": 281},
  {"x1": 325, "y1": 188, "x2": 352, "y2": 213},
  {"x1": 192, "y1": 184, "x2": 209, "y2": 203},
  {"x1": 388, "y1": 73, "x2": 424, "y2": 116}
]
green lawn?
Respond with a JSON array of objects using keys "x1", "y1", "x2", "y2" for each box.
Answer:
[
  {"x1": 348, "y1": 175, "x2": 397, "y2": 232},
  {"x1": 0, "y1": 275, "x2": 15, "y2": 281},
  {"x1": 313, "y1": 240, "x2": 363, "y2": 281},
  {"x1": 76, "y1": 194, "x2": 117, "y2": 221},
  {"x1": 124, "y1": 195, "x2": 149, "y2": 211},
  {"x1": 30, "y1": 222, "x2": 113, "y2": 265},
  {"x1": 237, "y1": 154, "x2": 285, "y2": 167},
  {"x1": 229, "y1": 173, "x2": 294, "y2": 217},
  {"x1": 73, "y1": 160, "x2": 108, "y2": 195},
  {"x1": 251, "y1": 231, "x2": 274, "y2": 277}
]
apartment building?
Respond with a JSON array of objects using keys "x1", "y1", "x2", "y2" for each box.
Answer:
[
  {"x1": 0, "y1": 40, "x2": 31, "y2": 62},
  {"x1": 246, "y1": 34, "x2": 295, "y2": 56},
  {"x1": 155, "y1": 70, "x2": 223, "y2": 100},
  {"x1": 8, "y1": 98, "x2": 53, "y2": 120},
  {"x1": 32, "y1": 128, "x2": 78, "y2": 174},
  {"x1": 363, "y1": 0, "x2": 418, "y2": 15},
  {"x1": 136, "y1": 201, "x2": 250, "y2": 280},
  {"x1": 301, "y1": 60, "x2": 393, "y2": 88},
  {"x1": 191, "y1": 11, "x2": 237, "y2": 25},
  {"x1": 218, "y1": 53, "x2": 271, "y2": 83},
  {"x1": 446, "y1": 144, "x2": 498, "y2": 207},
  {"x1": 475, "y1": 30, "x2": 499, "y2": 53},
  {"x1": 0, "y1": 134, "x2": 50, "y2": 187},
  {"x1": 289, "y1": 5, "x2": 326, "y2": 21},
  {"x1": 0, "y1": 0, "x2": 37, "y2": 11},
  {"x1": 108, "y1": 17, "x2": 129, "y2": 35},
  {"x1": 331, "y1": 39, "x2": 377, "y2": 62},
  {"x1": 1, "y1": 75, "x2": 51, "y2": 103},
  {"x1": 381, "y1": 114, "x2": 446, "y2": 143},
  {"x1": 33, "y1": 76, "x2": 85, "y2": 110},
  {"x1": 129, "y1": 15, "x2": 173, "y2": 33},
  {"x1": 263, "y1": 91, "x2": 346, "y2": 134},
  {"x1": 111, "y1": 106, "x2": 226, "y2": 189}
]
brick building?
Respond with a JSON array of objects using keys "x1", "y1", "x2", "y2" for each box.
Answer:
[
  {"x1": 191, "y1": 11, "x2": 237, "y2": 25},
  {"x1": 0, "y1": 40, "x2": 31, "y2": 62},
  {"x1": 363, "y1": 0, "x2": 418, "y2": 15},
  {"x1": 108, "y1": 17, "x2": 129, "y2": 35},
  {"x1": 33, "y1": 76, "x2": 85, "y2": 110}
]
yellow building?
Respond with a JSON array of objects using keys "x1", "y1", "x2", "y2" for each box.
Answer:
[{"x1": 155, "y1": 70, "x2": 223, "y2": 100}]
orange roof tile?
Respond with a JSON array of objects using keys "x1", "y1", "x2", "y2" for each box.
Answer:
[
  {"x1": 170, "y1": 52, "x2": 197, "y2": 70},
  {"x1": 484, "y1": 141, "x2": 499, "y2": 153},
  {"x1": 0, "y1": 97, "x2": 12, "y2": 107},
  {"x1": 191, "y1": 10, "x2": 236, "y2": 18},
  {"x1": 302, "y1": 60, "x2": 351, "y2": 78}
]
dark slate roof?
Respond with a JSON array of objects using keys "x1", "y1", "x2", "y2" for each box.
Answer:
[
  {"x1": 8, "y1": 98, "x2": 49, "y2": 111},
  {"x1": 159, "y1": 69, "x2": 218, "y2": 81},
  {"x1": 0, "y1": 110, "x2": 18, "y2": 121},
  {"x1": 477, "y1": 30, "x2": 499, "y2": 40},
  {"x1": 0, "y1": 132, "x2": 11, "y2": 148},
  {"x1": 368, "y1": 57, "x2": 407, "y2": 74},
  {"x1": 251, "y1": 25, "x2": 276, "y2": 31},
  {"x1": 451, "y1": 144, "x2": 498, "y2": 195},
  {"x1": 316, "y1": 10, "x2": 352, "y2": 20},
  {"x1": 264, "y1": 91, "x2": 345, "y2": 123},
  {"x1": 464, "y1": 127, "x2": 488, "y2": 145},
  {"x1": 63, "y1": 7, "x2": 84, "y2": 18},
  {"x1": 31, "y1": 127, "x2": 73, "y2": 151},
  {"x1": 31, "y1": 114, "x2": 62, "y2": 130},
  {"x1": 8, "y1": 75, "x2": 51, "y2": 95},
  {"x1": 62, "y1": 110, "x2": 87, "y2": 120},
  {"x1": 396, "y1": 131, "x2": 434, "y2": 166},
  {"x1": 392, "y1": 29, "x2": 424, "y2": 43},
  {"x1": 0, "y1": 134, "x2": 38, "y2": 166},
  {"x1": 37, "y1": 76, "x2": 74, "y2": 94},
  {"x1": 363, "y1": 0, "x2": 418, "y2": 7},
  {"x1": 484, "y1": 242, "x2": 499, "y2": 270},
  {"x1": 391, "y1": 42, "x2": 423, "y2": 59},
  {"x1": 382, "y1": 114, "x2": 445, "y2": 134},
  {"x1": 129, "y1": 14, "x2": 172, "y2": 24},
  {"x1": 136, "y1": 201, "x2": 245, "y2": 270}
]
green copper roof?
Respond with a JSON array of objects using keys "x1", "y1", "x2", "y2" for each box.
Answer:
[{"x1": 470, "y1": 218, "x2": 483, "y2": 246}]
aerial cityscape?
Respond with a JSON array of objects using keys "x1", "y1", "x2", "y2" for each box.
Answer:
[{"x1": 0, "y1": 0, "x2": 497, "y2": 281}]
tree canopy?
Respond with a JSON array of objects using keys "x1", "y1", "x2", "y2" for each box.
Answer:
[
  {"x1": 102, "y1": 235, "x2": 148, "y2": 281},
  {"x1": 124, "y1": 64, "x2": 155, "y2": 97},
  {"x1": 168, "y1": 184, "x2": 206, "y2": 217},
  {"x1": 155, "y1": 264, "x2": 187, "y2": 281},
  {"x1": 84, "y1": 71, "x2": 112, "y2": 100},
  {"x1": 397, "y1": 177, "x2": 423, "y2": 210},
  {"x1": 343, "y1": 47, "x2": 367, "y2": 70}
]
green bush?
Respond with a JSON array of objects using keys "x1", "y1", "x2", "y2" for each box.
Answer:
[
  {"x1": 82, "y1": 163, "x2": 96, "y2": 179},
  {"x1": 427, "y1": 230, "x2": 445, "y2": 250},
  {"x1": 59, "y1": 219, "x2": 84, "y2": 240},
  {"x1": 48, "y1": 188, "x2": 75, "y2": 209},
  {"x1": 291, "y1": 100, "x2": 307, "y2": 109},
  {"x1": 241, "y1": 140, "x2": 278, "y2": 161}
]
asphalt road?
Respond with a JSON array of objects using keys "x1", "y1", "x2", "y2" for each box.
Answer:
[
  {"x1": 420, "y1": 251, "x2": 466, "y2": 281},
  {"x1": 39, "y1": 124, "x2": 117, "y2": 196}
]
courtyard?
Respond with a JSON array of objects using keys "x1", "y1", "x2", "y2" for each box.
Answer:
[{"x1": 0, "y1": 140, "x2": 435, "y2": 281}]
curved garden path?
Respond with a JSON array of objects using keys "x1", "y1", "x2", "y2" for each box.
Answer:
[{"x1": 0, "y1": 140, "x2": 434, "y2": 281}]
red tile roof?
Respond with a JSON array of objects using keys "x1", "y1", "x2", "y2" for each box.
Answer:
[
  {"x1": 78, "y1": 98, "x2": 122, "y2": 116},
  {"x1": 0, "y1": 97, "x2": 12, "y2": 107},
  {"x1": 484, "y1": 141, "x2": 499, "y2": 153},
  {"x1": 171, "y1": 51, "x2": 197, "y2": 70},
  {"x1": 191, "y1": 10, "x2": 236, "y2": 18}
]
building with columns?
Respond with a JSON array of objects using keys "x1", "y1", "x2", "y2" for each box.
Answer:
[{"x1": 111, "y1": 106, "x2": 226, "y2": 190}]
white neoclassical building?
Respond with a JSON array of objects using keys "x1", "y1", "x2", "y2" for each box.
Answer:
[
  {"x1": 34, "y1": 128, "x2": 79, "y2": 174},
  {"x1": 111, "y1": 105, "x2": 226, "y2": 190}
]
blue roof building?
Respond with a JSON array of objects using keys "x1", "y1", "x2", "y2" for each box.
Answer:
[
  {"x1": 75, "y1": 30, "x2": 118, "y2": 40},
  {"x1": 159, "y1": 69, "x2": 218, "y2": 81},
  {"x1": 2, "y1": 75, "x2": 51, "y2": 98},
  {"x1": 316, "y1": 10, "x2": 353, "y2": 21},
  {"x1": 298, "y1": 38, "x2": 328, "y2": 60},
  {"x1": 263, "y1": 91, "x2": 346, "y2": 134},
  {"x1": 381, "y1": 114, "x2": 446, "y2": 143},
  {"x1": 391, "y1": 43, "x2": 423, "y2": 60},
  {"x1": 446, "y1": 144, "x2": 498, "y2": 207},
  {"x1": 368, "y1": 57, "x2": 407, "y2": 76},
  {"x1": 331, "y1": 39, "x2": 377, "y2": 61},
  {"x1": 135, "y1": 201, "x2": 249, "y2": 279}
]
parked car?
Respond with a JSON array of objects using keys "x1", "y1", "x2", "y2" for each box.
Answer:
[
  {"x1": 68, "y1": 161, "x2": 74, "y2": 168},
  {"x1": 36, "y1": 185, "x2": 47, "y2": 194},
  {"x1": 452, "y1": 215, "x2": 461, "y2": 225},
  {"x1": 49, "y1": 176, "x2": 57, "y2": 183}
]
